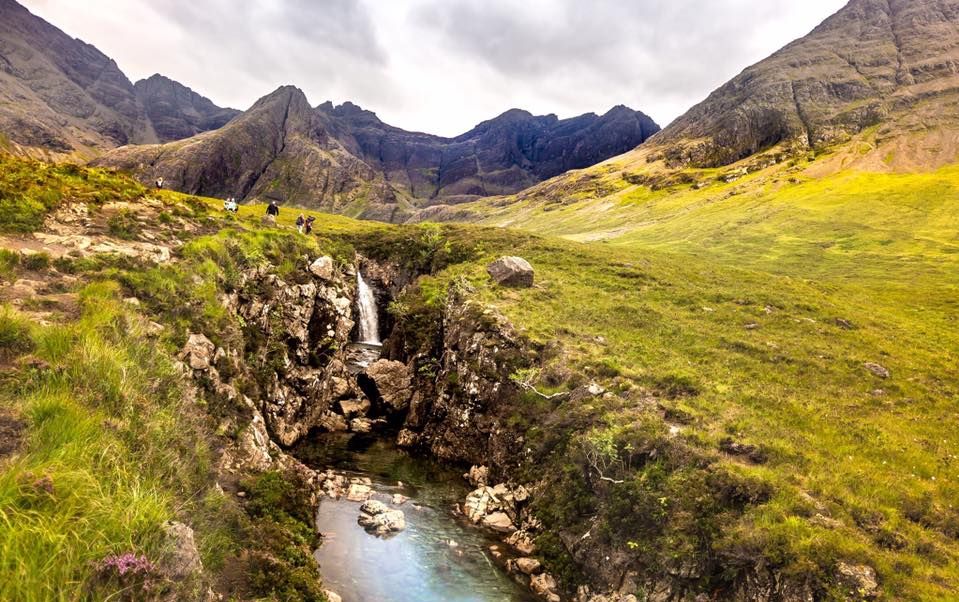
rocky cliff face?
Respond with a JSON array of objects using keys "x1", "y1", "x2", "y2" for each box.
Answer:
[
  {"x1": 0, "y1": 0, "x2": 236, "y2": 156},
  {"x1": 653, "y1": 0, "x2": 959, "y2": 167},
  {"x1": 134, "y1": 74, "x2": 239, "y2": 142}
]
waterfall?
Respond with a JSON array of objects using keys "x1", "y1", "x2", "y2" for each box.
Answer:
[{"x1": 356, "y1": 271, "x2": 381, "y2": 345}]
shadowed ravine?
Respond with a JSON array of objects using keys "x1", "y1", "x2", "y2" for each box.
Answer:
[{"x1": 298, "y1": 436, "x2": 535, "y2": 602}]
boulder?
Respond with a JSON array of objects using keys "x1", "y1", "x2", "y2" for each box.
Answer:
[
  {"x1": 487, "y1": 256, "x2": 534, "y2": 288},
  {"x1": 161, "y1": 521, "x2": 203, "y2": 580},
  {"x1": 319, "y1": 411, "x2": 349, "y2": 433},
  {"x1": 309, "y1": 256, "x2": 335, "y2": 280},
  {"x1": 179, "y1": 333, "x2": 215, "y2": 370},
  {"x1": 323, "y1": 591, "x2": 343, "y2": 602},
  {"x1": 482, "y1": 511, "x2": 516, "y2": 533},
  {"x1": 346, "y1": 483, "x2": 373, "y2": 502},
  {"x1": 506, "y1": 530, "x2": 537, "y2": 555},
  {"x1": 391, "y1": 493, "x2": 409, "y2": 506},
  {"x1": 530, "y1": 572, "x2": 561, "y2": 602},
  {"x1": 515, "y1": 557, "x2": 543, "y2": 575},
  {"x1": 358, "y1": 500, "x2": 406, "y2": 536},
  {"x1": 366, "y1": 359, "x2": 413, "y2": 411},
  {"x1": 261, "y1": 214, "x2": 276, "y2": 226},
  {"x1": 466, "y1": 465, "x2": 489, "y2": 487},
  {"x1": 350, "y1": 417, "x2": 373, "y2": 433},
  {"x1": 836, "y1": 562, "x2": 880, "y2": 599},
  {"x1": 339, "y1": 398, "x2": 370, "y2": 418}
]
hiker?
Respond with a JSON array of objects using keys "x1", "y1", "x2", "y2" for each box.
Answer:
[
  {"x1": 266, "y1": 201, "x2": 280, "y2": 217},
  {"x1": 295, "y1": 214, "x2": 305, "y2": 234},
  {"x1": 224, "y1": 198, "x2": 238, "y2": 213},
  {"x1": 305, "y1": 215, "x2": 316, "y2": 235},
  {"x1": 155, "y1": 177, "x2": 164, "y2": 189}
]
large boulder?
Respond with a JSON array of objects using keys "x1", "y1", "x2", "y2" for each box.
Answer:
[
  {"x1": 309, "y1": 256, "x2": 335, "y2": 280},
  {"x1": 487, "y1": 256, "x2": 534, "y2": 288},
  {"x1": 357, "y1": 500, "x2": 406, "y2": 536},
  {"x1": 179, "y1": 333, "x2": 216, "y2": 370},
  {"x1": 365, "y1": 359, "x2": 413, "y2": 411}
]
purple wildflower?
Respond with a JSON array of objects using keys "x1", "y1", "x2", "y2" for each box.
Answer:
[{"x1": 95, "y1": 552, "x2": 155, "y2": 577}]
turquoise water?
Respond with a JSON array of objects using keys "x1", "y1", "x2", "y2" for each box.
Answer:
[{"x1": 300, "y1": 435, "x2": 535, "y2": 602}]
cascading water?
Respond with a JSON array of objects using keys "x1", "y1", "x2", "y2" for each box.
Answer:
[{"x1": 356, "y1": 271, "x2": 381, "y2": 345}]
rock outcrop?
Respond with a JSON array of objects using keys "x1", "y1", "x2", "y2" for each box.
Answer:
[
  {"x1": 357, "y1": 499, "x2": 406, "y2": 536},
  {"x1": 487, "y1": 256, "x2": 535, "y2": 288},
  {"x1": 133, "y1": 74, "x2": 239, "y2": 142}
]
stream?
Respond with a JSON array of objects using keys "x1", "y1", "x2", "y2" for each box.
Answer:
[{"x1": 296, "y1": 434, "x2": 537, "y2": 602}]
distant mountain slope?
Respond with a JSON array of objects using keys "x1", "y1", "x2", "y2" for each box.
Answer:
[
  {"x1": 655, "y1": 0, "x2": 959, "y2": 168},
  {"x1": 325, "y1": 102, "x2": 659, "y2": 204},
  {"x1": 0, "y1": 0, "x2": 236, "y2": 157},
  {"x1": 95, "y1": 87, "x2": 659, "y2": 221},
  {"x1": 134, "y1": 74, "x2": 239, "y2": 142}
]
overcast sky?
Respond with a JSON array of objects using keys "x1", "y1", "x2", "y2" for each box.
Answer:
[{"x1": 22, "y1": 0, "x2": 847, "y2": 137}]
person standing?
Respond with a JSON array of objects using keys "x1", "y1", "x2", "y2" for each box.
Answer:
[
  {"x1": 305, "y1": 215, "x2": 315, "y2": 235},
  {"x1": 155, "y1": 177, "x2": 164, "y2": 189},
  {"x1": 295, "y1": 214, "x2": 305, "y2": 234},
  {"x1": 266, "y1": 201, "x2": 280, "y2": 217}
]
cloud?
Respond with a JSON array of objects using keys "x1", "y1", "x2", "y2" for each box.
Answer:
[{"x1": 19, "y1": 0, "x2": 847, "y2": 136}]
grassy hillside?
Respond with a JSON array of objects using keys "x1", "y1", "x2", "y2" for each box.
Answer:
[{"x1": 0, "y1": 154, "x2": 957, "y2": 599}]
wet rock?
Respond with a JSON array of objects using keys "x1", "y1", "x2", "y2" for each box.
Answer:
[
  {"x1": 530, "y1": 572, "x2": 561, "y2": 602},
  {"x1": 358, "y1": 500, "x2": 406, "y2": 536},
  {"x1": 366, "y1": 359, "x2": 413, "y2": 411},
  {"x1": 319, "y1": 411, "x2": 349, "y2": 433},
  {"x1": 466, "y1": 465, "x2": 489, "y2": 487},
  {"x1": 309, "y1": 256, "x2": 335, "y2": 280},
  {"x1": 836, "y1": 562, "x2": 880, "y2": 599},
  {"x1": 391, "y1": 494, "x2": 409, "y2": 506},
  {"x1": 506, "y1": 530, "x2": 537, "y2": 555},
  {"x1": 323, "y1": 590, "x2": 343, "y2": 602},
  {"x1": 339, "y1": 398, "x2": 370, "y2": 418},
  {"x1": 482, "y1": 511, "x2": 516, "y2": 533},
  {"x1": 487, "y1": 256, "x2": 534, "y2": 288},
  {"x1": 396, "y1": 428, "x2": 418, "y2": 447},
  {"x1": 350, "y1": 417, "x2": 373, "y2": 433},
  {"x1": 863, "y1": 362, "x2": 890, "y2": 379},
  {"x1": 346, "y1": 483, "x2": 373, "y2": 502},
  {"x1": 515, "y1": 557, "x2": 543, "y2": 575},
  {"x1": 179, "y1": 333, "x2": 215, "y2": 370}
]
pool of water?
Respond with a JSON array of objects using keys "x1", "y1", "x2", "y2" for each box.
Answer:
[{"x1": 297, "y1": 434, "x2": 536, "y2": 602}]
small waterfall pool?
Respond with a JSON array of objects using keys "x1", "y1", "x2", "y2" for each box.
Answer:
[{"x1": 297, "y1": 435, "x2": 536, "y2": 602}]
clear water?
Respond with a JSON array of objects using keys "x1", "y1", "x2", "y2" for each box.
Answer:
[
  {"x1": 299, "y1": 435, "x2": 536, "y2": 602},
  {"x1": 356, "y1": 271, "x2": 381, "y2": 345}
]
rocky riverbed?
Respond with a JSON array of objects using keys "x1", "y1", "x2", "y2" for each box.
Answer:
[{"x1": 301, "y1": 435, "x2": 537, "y2": 602}]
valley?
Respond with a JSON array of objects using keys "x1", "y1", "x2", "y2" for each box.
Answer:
[{"x1": 1, "y1": 0, "x2": 959, "y2": 600}]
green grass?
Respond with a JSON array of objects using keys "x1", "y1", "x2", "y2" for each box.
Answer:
[{"x1": 0, "y1": 154, "x2": 145, "y2": 233}]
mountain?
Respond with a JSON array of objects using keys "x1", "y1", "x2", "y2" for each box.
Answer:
[
  {"x1": 655, "y1": 0, "x2": 959, "y2": 168},
  {"x1": 424, "y1": 0, "x2": 959, "y2": 229},
  {"x1": 134, "y1": 74, "x2": 239, "y2": 142},
  {"x1": 94, "y1": 89, "x2": 659, "y2": 221},
  {"x1": 0, "y1": 0, "x2": 236, "y2": 157}
]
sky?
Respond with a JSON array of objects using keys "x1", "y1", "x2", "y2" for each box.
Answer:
[{"x1": 22, "y1": 0, "x2": 848, "y2": 137}]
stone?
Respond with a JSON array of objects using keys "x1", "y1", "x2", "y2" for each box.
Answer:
[
  {"x1": 309, "y1": 256, "x2": 335, "y2": 280},
  {"x1": 358, "y1": 499, "x2": 406, "y2": 536},
  {"x1": 179, "y1": 333, "x2": 215, "y2": 370},
  {"x1": 366, "y1": 359, "x2": 413, "y2": 411},
  {"x1": 161, "y1": 521, "x2": 203, "y2": 580},
  {"x1": 515, "y1": 557, "x2": 543, "y2": 575},
  {"x1": 350, "y1": 417, "x2": 373, "y2": 433},
  {"x1": 506, "y1": 530, "x2": 537, "y2": 555},
  {"x1": 530, "y1": 572, "x2": 561, "y2": 602},
  {"x1": 396, "y1": 429, "x2": 418, "y2": 447},
  {"x1": 338, "y1": 398, "x2": 370, "y2": 418},
  {"x1": 863, "y1": 363, "x2": 890, "y2": 379},
  {"x1": 261, "y1": 214, "x2": 277, "y2": 226},
  {"x1": 391, "y1": 494, "x2": 409, "y2": 506},
  {"x1": 319, "y1": 411, "x2": 349, "y2": 433},
  {"x1": 487, "y1": 256, "x2": 534, "y2": 288},
  {"x1": 836, "y1": 562, "x2": 880, "y2": 599},
  {"x1": 346, "y1": 483, "x2": 373, "y2": 502},
  {"x1": 482, "y1": 511, "x2": 516, "y2": 533},
  {"x1": 323, "y1": 591, "x2": 343, "y2": 602},
  {"x1": 466, "y1": 465, "x2": 489, "y2": 487}
]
